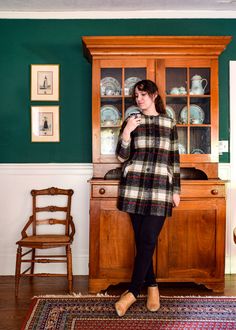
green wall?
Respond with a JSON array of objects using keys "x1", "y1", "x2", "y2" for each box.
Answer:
[{"x1": 0, "y1": 19, "x2": 235, "y2": 163}]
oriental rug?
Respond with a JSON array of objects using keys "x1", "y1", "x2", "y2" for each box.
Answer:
[{"x1": 22, "y1": 294, "x2": 236, "y2": 330}]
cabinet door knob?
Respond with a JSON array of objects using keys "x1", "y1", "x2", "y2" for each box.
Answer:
[
  {"x1": 211, "y1": 189, "x2": 218, "y2": 195},
  {"x1": 99, "y1": 188, "x2": 106, "y2": 195}
]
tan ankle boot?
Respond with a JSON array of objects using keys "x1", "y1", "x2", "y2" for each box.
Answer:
[
  {"x1": 115, "y1": 291, "x2": 136, "y2": 317},
  {"x1": 146, "y1": 286, "x2": 160, "y2": 312}
]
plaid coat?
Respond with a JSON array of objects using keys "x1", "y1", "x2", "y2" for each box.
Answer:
[{"x1": 116, "y1": 113, "x2": 180, "y2": 217}]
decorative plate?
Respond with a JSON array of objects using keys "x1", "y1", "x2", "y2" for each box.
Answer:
[
  {"x1": 101, "y1": 105, "x2": 121, "y2": 125},
  {"x1": 166, "y1": 105, "x2": 176, "y2": 120},
  {"x1": 179, "y1": 104, "x2": 205, "y2": 124},
  {"x1": 178, "y1": 143, "x2": 186, "y2": 154},
  {"x1": 101, "y1": 128, "x2": 119, "y2": 155},
  {"x1": 100, "y1": 77, "x2": 121, "y2": 96},
  {"x1": 125, "y1": 106, "x2": 141, "y2": 119},
  {"x1": 191, "y1": 148, "x2": 205, "y2": 154},
  {"x1": 124, "y1": 77, "x2": 142, "y2": 95}
]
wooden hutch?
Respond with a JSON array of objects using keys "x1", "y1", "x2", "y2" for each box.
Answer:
[{"x1": 82, "y1": 36, "x2": 231, "y2": 293}]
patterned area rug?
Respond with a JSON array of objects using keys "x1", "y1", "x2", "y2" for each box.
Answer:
[{"x1": 22, "y1": 295, "x2": 236, "y2": 330}]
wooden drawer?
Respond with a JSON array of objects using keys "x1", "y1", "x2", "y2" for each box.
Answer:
[
  {"x1": 91, "y1": 180, "x2": 226, "y2": 199},
  {"x1": 181, "y1": 183, "x2": 225, "y2": 198},
  {"x1": 92, "y1": 184, "x2": 118, "y2": 198}
]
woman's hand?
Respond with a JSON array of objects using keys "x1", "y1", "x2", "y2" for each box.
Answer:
[
  {"x1": 122, "y1": 114, "x2": 141, "y2": 142},
  {"x1": 172, "y1": 193, "x2": 180, "y2": 207}
]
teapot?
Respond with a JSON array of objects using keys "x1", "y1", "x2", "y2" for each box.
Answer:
[{"x1": 190, "y1": 74, "x2": 208, "y2": 95}]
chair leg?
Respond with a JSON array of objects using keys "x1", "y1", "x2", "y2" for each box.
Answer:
[
  {"x1": 30, "y1": 248, "x2": 35, "y2": 275},
  {"x1": 66, "y1": 245, "x2": 73, "y2": 294},
  {"x1": 15, "y1": 246, "x2": 22, "y2": 297}
]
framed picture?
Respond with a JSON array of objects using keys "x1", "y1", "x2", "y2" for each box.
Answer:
[
  {"x1": 31, "y1": 64, "x2": 59, "y2": 101},
  {"x1": 31, "y1": 106, "x2": 60, "y2": 142}
]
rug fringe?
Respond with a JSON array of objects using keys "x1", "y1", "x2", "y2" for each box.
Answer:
[{"x1": 32, "y1": 292, "x2": 119, "y2": 299}]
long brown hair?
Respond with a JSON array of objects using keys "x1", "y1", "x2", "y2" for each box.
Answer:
[{"x1": 132, "y1": 79, "x2": 166, "y2": 114}]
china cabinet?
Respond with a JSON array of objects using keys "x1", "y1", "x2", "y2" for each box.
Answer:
[{"x1": 82, "y1": 36, "x2": 231, "y2": 293}]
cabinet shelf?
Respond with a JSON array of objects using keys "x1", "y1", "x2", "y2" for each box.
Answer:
[
  {"x1": 101, "y1": 125, "x2": 121, "y2": 128},
  {"x1": 166, "y1": 94, "x2": 211, "y2": 98},
  {"x1": 177, "y1": 124, "x2": 211, "y2": 127},
  {"x1": 101, "y1": 95, "x2": 122, "y2": 98}
]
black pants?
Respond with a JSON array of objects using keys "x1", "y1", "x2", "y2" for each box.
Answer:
[{"x1": 128, "y1": 213, "x2": 166, "y2": 298}]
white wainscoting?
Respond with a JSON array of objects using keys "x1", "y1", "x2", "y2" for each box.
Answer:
[
  {"x1": 219, "y1": 163, "x2": 233, "y2": 274},
  {"x1": 0, "y1": 163, "x2": 93, "y2": 275},
  {"x1": 0, "y1": 163, "x2": 234, "y2": 275}
]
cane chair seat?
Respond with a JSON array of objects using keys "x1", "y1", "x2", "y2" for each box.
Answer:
[
  {"x1": 15, "y1": 187, "x2": 75, "y2": 297},
  {"x1": 17, "y1": 235, "x2": 71, "y2": 245}
]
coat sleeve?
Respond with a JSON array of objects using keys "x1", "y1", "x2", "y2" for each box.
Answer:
[
  {"x1": 170, "y1": 124, "x2": 181, "y2": 194},
  {"x1": 116, "y1": 120, "x2": 131, "y2": 162}
]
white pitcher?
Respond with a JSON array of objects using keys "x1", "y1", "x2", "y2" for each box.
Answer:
[{"x1": 190, "y1": 74, "x2": 208, "y2": 95}]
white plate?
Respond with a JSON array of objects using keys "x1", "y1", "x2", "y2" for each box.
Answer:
[
  {"x1": 166, "y1": 105, "x2": 176, "y2": 120},
  {"x1": 100, "y1": 77, "x2": 121, "y2": 96},
  {"x1": 178, "y1": 143, "x2": 186, "y2": 154},
  {"x1": 191, "y1": 148, "x2": 205, "y2": 154},
  {"x1": 125, "y1": 106, "x2": 141, "y2": 119},
  {"x1": 179, "y1": 104, "x2": 205, "y2": 124},
  {"x1": 124, "y1": 77, "x2": 142, "y2": 95},
  {"x1": 101, "y1": 105, "x2": 121, "y2": 125}
]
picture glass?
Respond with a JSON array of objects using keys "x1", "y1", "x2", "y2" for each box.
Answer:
[
  {"x1": 37, "y1": 71, "x2": 53, "y2": 95},
  {"x1": 31, "y1": 65, "x2": 59, "y2": 101},
  {"x1": 31, "y1": 106, "x2": 59, "y2": 142}
]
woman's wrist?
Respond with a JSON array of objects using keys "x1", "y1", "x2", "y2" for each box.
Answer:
[{"x1": 122, "y1": 130, "x2": 131, "y2": 142}]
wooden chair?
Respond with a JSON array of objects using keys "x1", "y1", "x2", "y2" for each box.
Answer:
[{"x1": 15, "y1": 187, "x2": 75, "y2": 297}]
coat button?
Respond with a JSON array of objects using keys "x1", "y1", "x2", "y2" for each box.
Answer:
[
  {"x1": 150, "y1": 116, "x2": 153, "y2": 120},
  {"x1": 146, "y1": 168, "x2": 150, "y2": 172}
]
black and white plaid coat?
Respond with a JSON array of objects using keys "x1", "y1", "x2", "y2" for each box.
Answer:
[{"x1": 116, "y1": 113, "x2": 180, "y2": 217}]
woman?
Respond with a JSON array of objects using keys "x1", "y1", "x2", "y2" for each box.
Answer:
[{"x1": 115, "y1": 80, "x2": 180, "y2": 317}]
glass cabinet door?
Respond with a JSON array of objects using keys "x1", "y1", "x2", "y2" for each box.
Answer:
[
  {"x1": 100, "y1": 67, "x2": 146, "y2": 156},
  {"x1": 165, "y1": 66, "x2": 211, "y2": 156}
]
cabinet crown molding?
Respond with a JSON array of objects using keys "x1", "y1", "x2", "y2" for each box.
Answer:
[{"x1": 82, "y1": 36, "x2": 232, "y2": 61}]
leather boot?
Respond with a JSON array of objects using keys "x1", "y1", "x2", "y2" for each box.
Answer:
[
  {"x1": 115, "y1": 291, "x2": 137, "y2": 317},
  {"x1": 146, "y1": 286, "x2": 160, "y2": 312}
]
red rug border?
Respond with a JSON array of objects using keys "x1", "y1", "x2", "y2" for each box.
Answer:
[{"x1": 21, "y1": 295, "x2": 236, "y2": 329}]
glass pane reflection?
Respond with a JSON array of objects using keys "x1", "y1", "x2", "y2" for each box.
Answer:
[{"x1": 190, "y1": 127, "x2": 211, "y2": 154}]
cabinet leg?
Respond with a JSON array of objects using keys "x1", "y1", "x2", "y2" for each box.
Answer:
[{"x1": 202, "y1": 282, "x2": 225, "y2": 293}]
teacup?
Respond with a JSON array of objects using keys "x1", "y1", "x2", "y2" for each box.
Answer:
[
  {"x1": 179, "y1": 86, "x2": 187, "y2": 94},
  {"x1": 105, "y1": 88, "x2": 114, "y2": 96},
  {"x1": 124, "y1": 87, "x2": 130, "y2": 96},
  {"x1": 170, "y1": 87, "x2": 180, "y2": 95},
  {"x1": 191, "y1": 119, "x2": 200, "y2": 124}
]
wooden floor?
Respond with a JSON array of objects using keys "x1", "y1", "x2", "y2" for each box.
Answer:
[{"x1": 1, "y1": 275, "x2": 236, "y2": 330}]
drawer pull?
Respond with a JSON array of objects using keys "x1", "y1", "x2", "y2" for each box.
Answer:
[
  {"x1": 211, "y1": 189, "x2": 218, "y2": 195},
  {"x1": 99, "y1": 188, "x2": 106, "y2": 195}
]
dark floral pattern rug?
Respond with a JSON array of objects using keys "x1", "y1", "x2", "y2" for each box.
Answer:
[{"x1": 22, "y1": 294, "x2": 236, "y2": 330}]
